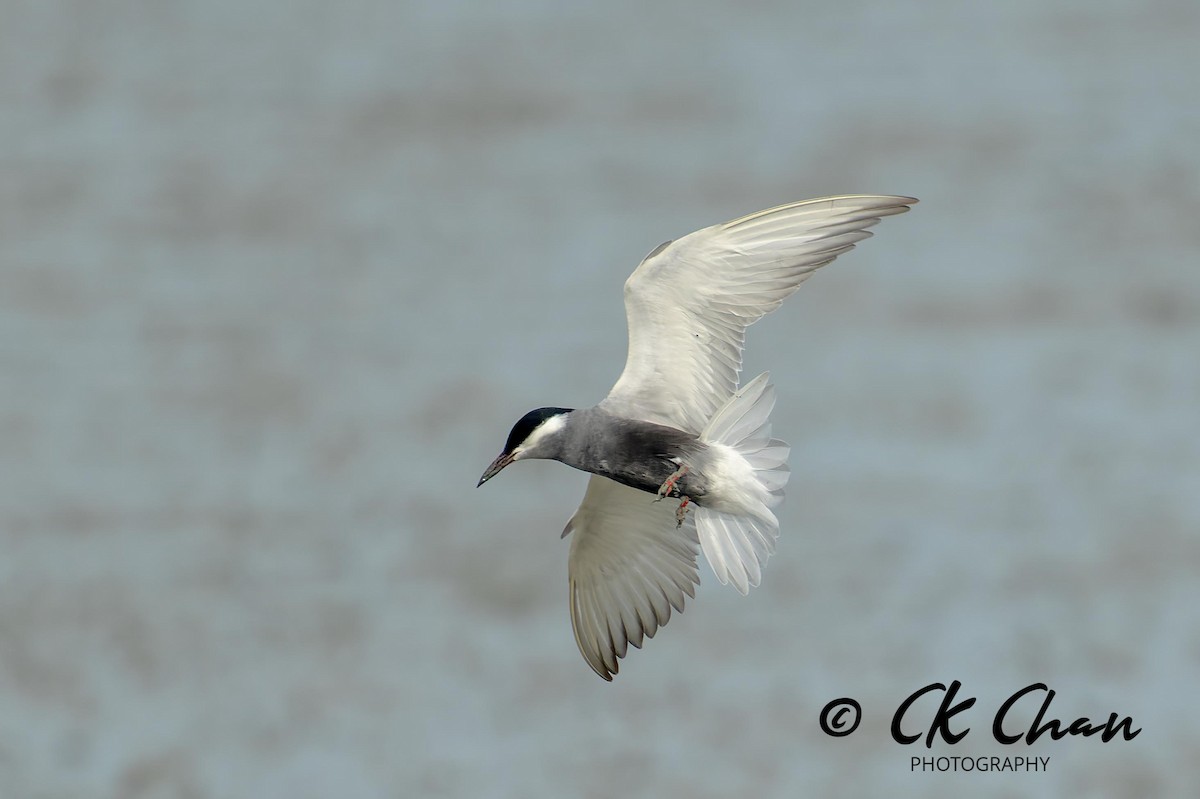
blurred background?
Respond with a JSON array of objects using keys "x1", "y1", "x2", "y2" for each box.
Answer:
[{"x1": 2, "y1": 0, "x2": 1197, "y2": 796}]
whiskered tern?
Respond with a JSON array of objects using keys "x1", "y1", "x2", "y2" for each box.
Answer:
[{"x1": 478, "y1": 195, "x2": 916, "y2": 680}]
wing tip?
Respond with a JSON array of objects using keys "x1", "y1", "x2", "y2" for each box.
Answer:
[
  {"x1": 570, "y1": 578, "x2": 618, "y2": 681},
  {"x1": 721, "y1": 194, "x2": 918, "y2": 230},
  {"x1": 569, "y1": 561, "x2": 700, "y2": 682},
  {"x1": 820, "y1": 193, "x2": 918, "y2": 206}
]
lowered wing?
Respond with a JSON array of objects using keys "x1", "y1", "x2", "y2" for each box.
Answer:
[{"x1": 563, "y1": 475, "x2": 701, "y2": 680}]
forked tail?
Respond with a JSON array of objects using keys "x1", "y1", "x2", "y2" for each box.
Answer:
[{"x1": 695, "y1": 372, "x2": 791, "y2": 595}]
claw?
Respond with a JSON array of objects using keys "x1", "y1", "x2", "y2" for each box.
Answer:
[
  {"x1": 656, "y1": 464, "x2": 690, "y2": 501},
  {"x1": 675, "y1": 496, "x2": 691, "y2": 528}
]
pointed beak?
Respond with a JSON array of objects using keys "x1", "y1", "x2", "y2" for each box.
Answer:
[{"x1": 477, "y1": 452, "x2": 515, "y2": 487}]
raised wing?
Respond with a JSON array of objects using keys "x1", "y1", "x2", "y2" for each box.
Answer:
[
  {"x1": 563, "y1": 475, "x2": 701, "y2": 681},
  {"x1": 601, "y1": 195, "x2": 916, "y2": 432}
]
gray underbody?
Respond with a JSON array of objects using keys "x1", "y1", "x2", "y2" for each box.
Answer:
[{"x1": 551, "y1": 408, "x2": 709, "y2": 500}]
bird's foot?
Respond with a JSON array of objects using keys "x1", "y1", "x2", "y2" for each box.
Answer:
[
  {"x1": 655, "y1": 465, "x2": 689, "y2": 501},
  {"x1": 675, "y1": 496, "x2": 691, "y2": 528}
]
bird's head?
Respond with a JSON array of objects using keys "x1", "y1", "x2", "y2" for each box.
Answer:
[{"x1": 477, "y1": 407, "x2": 574, "y2": 487}]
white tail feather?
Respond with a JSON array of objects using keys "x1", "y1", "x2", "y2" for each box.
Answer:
[{"x1": 695, "y1": 372, "x2": 791, "y2": 594}]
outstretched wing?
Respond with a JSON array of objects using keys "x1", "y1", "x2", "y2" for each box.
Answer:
[
  {"x1": 563, "y1": 475, "x2": 701, "y2": 681},
  {"x1": 600, "y1": 195, "x2": 917, "y2": 432}
]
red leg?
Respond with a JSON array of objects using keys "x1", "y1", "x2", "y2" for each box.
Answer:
[
  {"x1": 675, "y1": 496, "x2": 691, "y2": 528},
  {"x1": 656, "y1": 464, "x2": 690, "y2": 501}
]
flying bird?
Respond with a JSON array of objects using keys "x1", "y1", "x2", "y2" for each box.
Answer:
[{"x1": 477, "y1": 195, "x2": 916, "y2": 680}]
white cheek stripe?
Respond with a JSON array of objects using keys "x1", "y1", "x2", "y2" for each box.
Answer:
[{"x1": 516, "y1": 413, "x2": 567, "y2": 455}]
